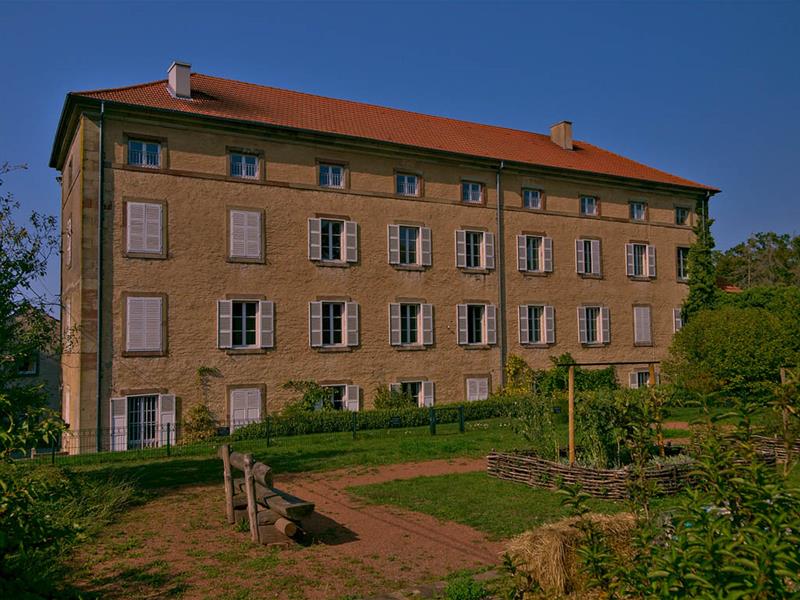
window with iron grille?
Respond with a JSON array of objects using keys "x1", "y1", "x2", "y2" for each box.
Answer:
[
  {"x1": 127, "y1": 394, "x2": 158, "y2": 449},
  {"x1": 128, "y1": 140, "x2": 161, "y2": 168},
  {"x1": 230, "y1": 153, "x2": 259, "y2": 179},
  {"x1": 319, "y1": 163, "x2": 345, "y2": 188},
  {"x1": 396, "y1": 174, "x2": 419, "y2": 196},
  {"x1": 462, "y1": 181, "x2": 482, "y2": 204}
]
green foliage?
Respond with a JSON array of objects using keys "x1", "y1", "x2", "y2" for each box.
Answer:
[
  {"x1": 373, "y1": 384, "x2": 416, "y2": 410},
  {"x1": 510, "y1": 391, "x2": 559, "y2": 461},
  {"x1": 716, "y1": 231, "x2": 800, "y2": 289},
  {"x1": 665, "y1": 305, "x2": 792, "y2": 401},
  {"x1": 0, "y1": 464, "x2": 133, "y2": 597},
  {"x1": 180, "y1": 403, "x2": 218, "y2": 445},
  {"x1": 504, "y1": 355, "x2": 537, "y2": 395},
  {"x1": 280, "y1": 380, "x2": 335, "y2": 415},
  {"x1": 231, "y1": 397, "x2": 513, "y2": 440},
  {"x1": 444, "y1": 574, "x2": 488, "y2": 600},
  {"x1": 534, "y1": 353, "x2": 618, "y2": 395},
  {"x1": 683, "y1": 196, "x2": 719, "y2": 320}
]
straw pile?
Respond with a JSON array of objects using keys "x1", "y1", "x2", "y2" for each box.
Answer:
[{"x1": 504, "y1": 513, "x2": 636, "y2": 598}]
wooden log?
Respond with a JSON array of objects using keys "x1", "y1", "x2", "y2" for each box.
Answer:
[
  {"x1": 219, "y1": 444, "x2": 235, "y2": 525},
  {"x1": 229, "y1": 452, "x2": 274, "y2": 487},
  {"x1": 233, "y1": 480, "x2": 315, "y2": 520},
  {"x1": 257, "y1": 524, "x2": 292, "y2": 547},
  {"x1": 256, "y1": 508, "x2": 282, "y2": 525},
  {"x1": 243, "y1": 454, "x2": 260, "y2": 543},
  {"x1": 274, "y1": 517, "x2": 298, "y2": 537}
]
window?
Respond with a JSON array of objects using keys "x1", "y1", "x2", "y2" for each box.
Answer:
[
  {"x1": 461, "y1": 181, "x2": 483, "y2": 204},
  {"x1": 523, "y1": 189, "x2": 542, "y2": 210},
  {"x1": 633, "y1": 306, "x2": 652, "y2": 345},
  {"x1": 326, "y1": 385, "x2": 347, "y2": 410},
  {"x1": 396, "y1": 174, "x2": 419, "y2": 196},
  {"x1": 125, "y1": 296, "x2": 163, "y2": 352},
  {"x1": 630, "y1": 202, "x2": 647, "y2": 221},
  {"x1": 401, "y1": 381, "x2": 422, "y2": 405},
  {"x1": 466, "y1": 377, "x2": 489, "y2": 402},
  {"x1": 322, "y1": 384, "x2": 360, "y2": 411},
  {"x1": 519, "y1": 305, "x2": 555, "y2": 345},
  {"x1": 399, "y1": 226, "x2": 418, "y2": 265},
  {"x1": 516, "y1": 235, "x2": 552, "y2": 273},
  {"x1": 675, "y1": 206, "x2": 690, "y2": 226},
  {"x1": 230, "y1": 388, "x2": 261, "y2": 431},
  {"x1": 630, "y1": 371, "x2": 652, "y2": 389},
  {"x1": 576, "y1": 239, "x2": 601, "y2": 276},
  {"x1": 456, "y1": 304, "x2": 497, "y2": 346},
  {"x1": 217, "y1": 300, "x2": 274, "y2": 349},
  {"x1": 626, "y1": 243, "x2": 656, "y2": 278},
  {"x1": 389, "y1": 303, "x2": 434, "y2": 346},
  {"x1": 230, "y1": 153, "x2": 259, "y2": 179},
  {"x1": 319, "y1": 163, "x2": 345, "y2": 188},
  {"x1": 128, "y1": 140, "x2": 160, "y2": 168},
  {"x1": 456, "y1": 230, "x2": 494, "y2": 269},
  {"x1": 229, "y1": 209, "x2": 262, "y2": 260},
  {"x1": 580, "y1": 196, "x2": 598, "y2": 216},
  {"x1": 309, "y1": 218, "x2": 358, "y2": 263},
  {"x1": 65, "y1": 217, "x2": 72, "y2": 268},
  {"x1": 677, "y1": 247, "x2": 689, "y2": 281},
  {"x1": 673, "y1": 308, "x2": 683, "y2": 333},
  {"x1": 127, "y1": 394, "x2": 158, "y2": 449},
  {"x1": 126, "y1": 202, "x2": 163, "y2": 255},
  {"x1": 110, "y1": 393, "x2": 175, "y2": 451},
  {"x1": 578, "y1": 306, "x2": 610, "y2": 345},
  {"x1": 17, "y1": 353, "x2": 38, "y2": 376},
  {"x1": 309, "y1": 301, "x2": 359, "y2": 348},
  {"x1": 388, "y1": 225, "x2": 431, "y2": 267}
]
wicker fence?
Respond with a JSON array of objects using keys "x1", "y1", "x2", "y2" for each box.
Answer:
[{"x1": 486, "y1": 451, "x2": 695, "y2": 500}]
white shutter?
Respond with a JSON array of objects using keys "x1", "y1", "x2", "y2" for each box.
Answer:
[
  {"x1": 634, "y1": 306, "x2": 651, "y2": 345},
  {"x1": 485, "y1": 305, "x2": 497, "y2": 345},
  {"x1": 629, "y1": 372, "x2": 639, "y2": 389},
  {"x1": 673, "y1": 308, "x2": 683, "y2": 333},
  {"x1": 625, "y1": 244, "x2": 635, "y2": 276},
  {"x1": 543, "y1": 237, "x2": 553, "y2": 272},
  {"x1": 127, "y1": 202, "x2": 146, "y2": 252},
  {"x1": 421, "y1": 303, "x2": 434, "y2": 345},
  {"x1": 110, "y1": 397, "x2": 127, "y2": 451},
  {"x1": 308, "y1": 218, "x2": 322, "y2": 260},
  {"x1": 229, "y1": 210, "x2": 261, "y2": 259},
  {"x1": 578, "y1": 307, "x2": 588, "y2": 344},
  {"x1": 601, "y1": 307, "x2": 611, "y2": 343},
  {"x1": 518, "y1": 305, "x2": 529, "y2": 344},
  {"x1": 421, "y1": 381, "x2": 435, "y2": 407},
  {"x1": 420, "y1": 227, "x2": 432, "y2": 266},
  {"x1": 345, "y1": 385, "x2": 360, "y2": 412},
  {"x1": 455, "y1": 230, "x2": 467, "y2": 268},
  {"x1": 467, "y1": 378, "x2": 478, "y2": 401},
  {"x1": 389, "y1": 303, "x2": 401, "y2": 346},
  {"x1": 144, "y1": 203, "x2": 162, "y2": 253},
  {"x1": 126, "y1": 297, "x2": 162, "y2": 352},
  {"x1": 478, "y1": 378, "x2": 489, "y2": 400},
  {"x1": 217, "y1": 300, "x2": 233, "y2": 349},
  {"x1": 345, "y1": 221, "x2": 358, "y2": 263},
  {"x1": 346, "y1": 302, "x2": 359, "y2": 346},
  {"x1": 159, "y1": 394, "x2": 176, "y2": 446},
  {"x1": 457, "y1": 304, "x2": 468, "y2": 345},
  {"x1": 484, "y1": 232, "x2": 495, "y2": 269},
  {"x1": 389, "y1": 383, "x2": 402, "y2": 394},
  {"x1": 246, "y1": 388, "x2": 261, "y2": 422},
  {"x1": 230, "y1": 389, "x2": 247, "y2": 430},
  {"x1": 647, "y1": 245, "x2": 657, "y2": 278},
  {"x1": 259, "y1": 300, "x2": 274, "y2": 348},
  {"x1": 591, "y1": 240, "x2": 601, "y2": 275},
  {"x1": 387, "y1": 224, "x2": 400, "y2": 265},
  {"x1": 309, "y1": 302, "x2": 323, "y2": 347},
  {"x1": 517, "y1": 235, "x2": 527, "y2": 271},
  {"x1": 575, "y1": 239, "x2": 585, "y2": 274},
  {"x1": 544, "y1": 305, "x2": 555, "y2": 344}
]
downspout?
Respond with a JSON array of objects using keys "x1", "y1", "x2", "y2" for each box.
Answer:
[
  {"x1": 96, "y1": 101, "x2": 105, "y2": 452},
  {"x1": 496, "y1": 161, "x2": 507, "y2": 387}
]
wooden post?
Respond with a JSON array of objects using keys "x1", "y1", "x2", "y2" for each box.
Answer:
[
  {"x1": 243, "y1": 454, "x2": 260, "y2": 543},
  {"x1": 648, "y1": 363, "x2": 656, "y2": 387},
  {"x1": 568, "y1": 365, "x2": 575, "y2": 467},
  {"x1": 650, "y1": 363, "x2": 665, "y2": 457},
  {"x1": 219, "y1": 444, "x2": 235, "y2": 525}
]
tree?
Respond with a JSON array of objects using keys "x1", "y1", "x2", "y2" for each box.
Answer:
[
  {"x1": 0, "y1": 163, "x2": 64, "y2": 457},
  {"x1": 682, "y1": 196, "x2": 718, "y2": 320},
  {"x1": 716, "y1": 232, "x2": 799, "y2": 289}
]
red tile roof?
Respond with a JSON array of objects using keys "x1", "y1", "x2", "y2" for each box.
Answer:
[{"x1": 70, "y1": 73, "x2": 717, "y2": 191}]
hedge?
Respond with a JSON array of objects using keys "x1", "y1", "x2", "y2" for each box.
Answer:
[{"x1": 230, "y1": 396, "x2": 515, "y2": 440}]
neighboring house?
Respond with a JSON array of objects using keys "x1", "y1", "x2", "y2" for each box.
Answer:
[
  {"x1": 12, "y1": 313, "x2": 61, "y2": 418},
  {"x1": 50, "y1": 62, "x2": 719, "y2": 452}
]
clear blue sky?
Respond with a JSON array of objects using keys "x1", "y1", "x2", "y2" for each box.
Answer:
[{"x1": 3, "y1": 1, "x2": 799, "y2": 296}]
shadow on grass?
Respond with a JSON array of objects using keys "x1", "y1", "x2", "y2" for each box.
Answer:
[{"x1": 73, "y1": 560, "x2": 190, "y2": 599}]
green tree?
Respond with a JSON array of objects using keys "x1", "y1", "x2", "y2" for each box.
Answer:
[
  {"x1": 716, "y1": 232, "x2": 799, "y2": 289},
  {"x1": 682, "y1": 196, "x2": 718, "y2": 320}
]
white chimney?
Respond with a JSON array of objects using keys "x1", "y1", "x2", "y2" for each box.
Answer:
[
  {"x1": 550, "y1": 120, "x2": 573, "y2": 150},
  {"x1": 167, "y1": 61, "x2": 191, "y2": 99}
]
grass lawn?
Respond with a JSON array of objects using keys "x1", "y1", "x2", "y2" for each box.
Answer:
[{"x1": 348, "y1": 471, "x2": 622, "y2": 540}]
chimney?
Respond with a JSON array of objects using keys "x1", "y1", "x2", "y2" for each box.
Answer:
[
  {"x1": 550, "y1": 120, "x2": 573, "y2": 150},
  {"x1": 167, "y1": 61, "x2": 191, "y2": 99}
]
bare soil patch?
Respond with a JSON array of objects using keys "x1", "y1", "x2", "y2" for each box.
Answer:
[{"x1": 69, "y1": 458, "x2": 498, "y2": 600}]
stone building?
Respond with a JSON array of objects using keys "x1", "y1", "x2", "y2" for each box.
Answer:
[{"x1": 50, "y1": 62, "x2": 718, "y2": 450}]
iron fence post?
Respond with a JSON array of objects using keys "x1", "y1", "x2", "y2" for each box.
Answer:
[
  {"x1": 166, "y1": 422, "x2": 171, "y2": 457},
  {"x1": 51, "y1": 438, "x2": 56, "y2": 464},
  {"x1": 429, "y1": 406, "x2": 436, "y2": 435},
  {"x1": 352, "y1": 411, "x2": 357, "y2": 439},
  {"x1": 266, "y1": 416, "x2": 271, "y2": 447},
  {"x1": 458, "y1": 406, "x2": 465, "y2": 433}
]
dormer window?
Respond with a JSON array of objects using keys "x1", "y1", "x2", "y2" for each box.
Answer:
[
  {"x1": 230, "y1": 153, "x2": 259, "y2": 179},
  {"x1": 128, "y1": 140, "x2": 160, "y2": 168}
]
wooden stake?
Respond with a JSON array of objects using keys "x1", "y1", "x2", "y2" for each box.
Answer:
[
  {"x1": 219, "y1": 444, "x2": 235, "y2": 525},
  {"x1": 650, "y1": 363, "x2": 665, "y2": 457},
  {"x1": 568, "y1": 365, "x2": 575, "y2": 467},
  {"x1": 243, "y1": 454, "x2": 260, "y2": 543}
]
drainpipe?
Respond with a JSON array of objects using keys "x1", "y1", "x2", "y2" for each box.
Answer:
[
  {"x1": 496, "y1": 161, "x2": 507, "y2": 387},
  {"x1": 96, "y1": 101, "x2": 105, "y2": 452}
]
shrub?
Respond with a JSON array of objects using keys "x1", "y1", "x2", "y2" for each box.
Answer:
[
  {"x1": 534, "y1": 354, "x2": 618, "y2": 395},
  {"x1": 180, "y1": 403, "x2": 218, "y2": 445},
  {"x1": 281, "y1": 380, "x2": 335, "y2": 415},
  {"x1": 444, "y1": 574, "x2": 488, "y2": 600},
  {"x1": 373, "y1": 384, "x2": 415, "y2": 410},
  {"x1": 510, "y1": 391, "x2": 560, "y2": 461}
]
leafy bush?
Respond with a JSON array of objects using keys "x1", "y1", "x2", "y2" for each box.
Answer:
[
  {"x1": 281, "y1": 380, "x2": 336, "y2": 415},
  {"x1": 230, "y1": 396, "x2": 514, "y2": 440},
  {"x1": 180, "y1": 403, "x2": 218, "y2": 445},
  {"x1": 373, "y1": 384, "x2": 416, "y2": 410},
  {"x1": 510, "y1": 392, "x2": 560, "y2": 461},
  {"x1": 444, "y1": 574, "x2": 488, "y2": 600}
]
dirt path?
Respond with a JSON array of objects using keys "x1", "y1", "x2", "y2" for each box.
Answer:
[{"x1": 70, "y1": 458, "x2": 498, "y2": 600}]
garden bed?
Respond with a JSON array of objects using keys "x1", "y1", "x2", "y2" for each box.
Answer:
[{"x1": 486, "y1": 450, "x2": 695, "y2": 500}]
